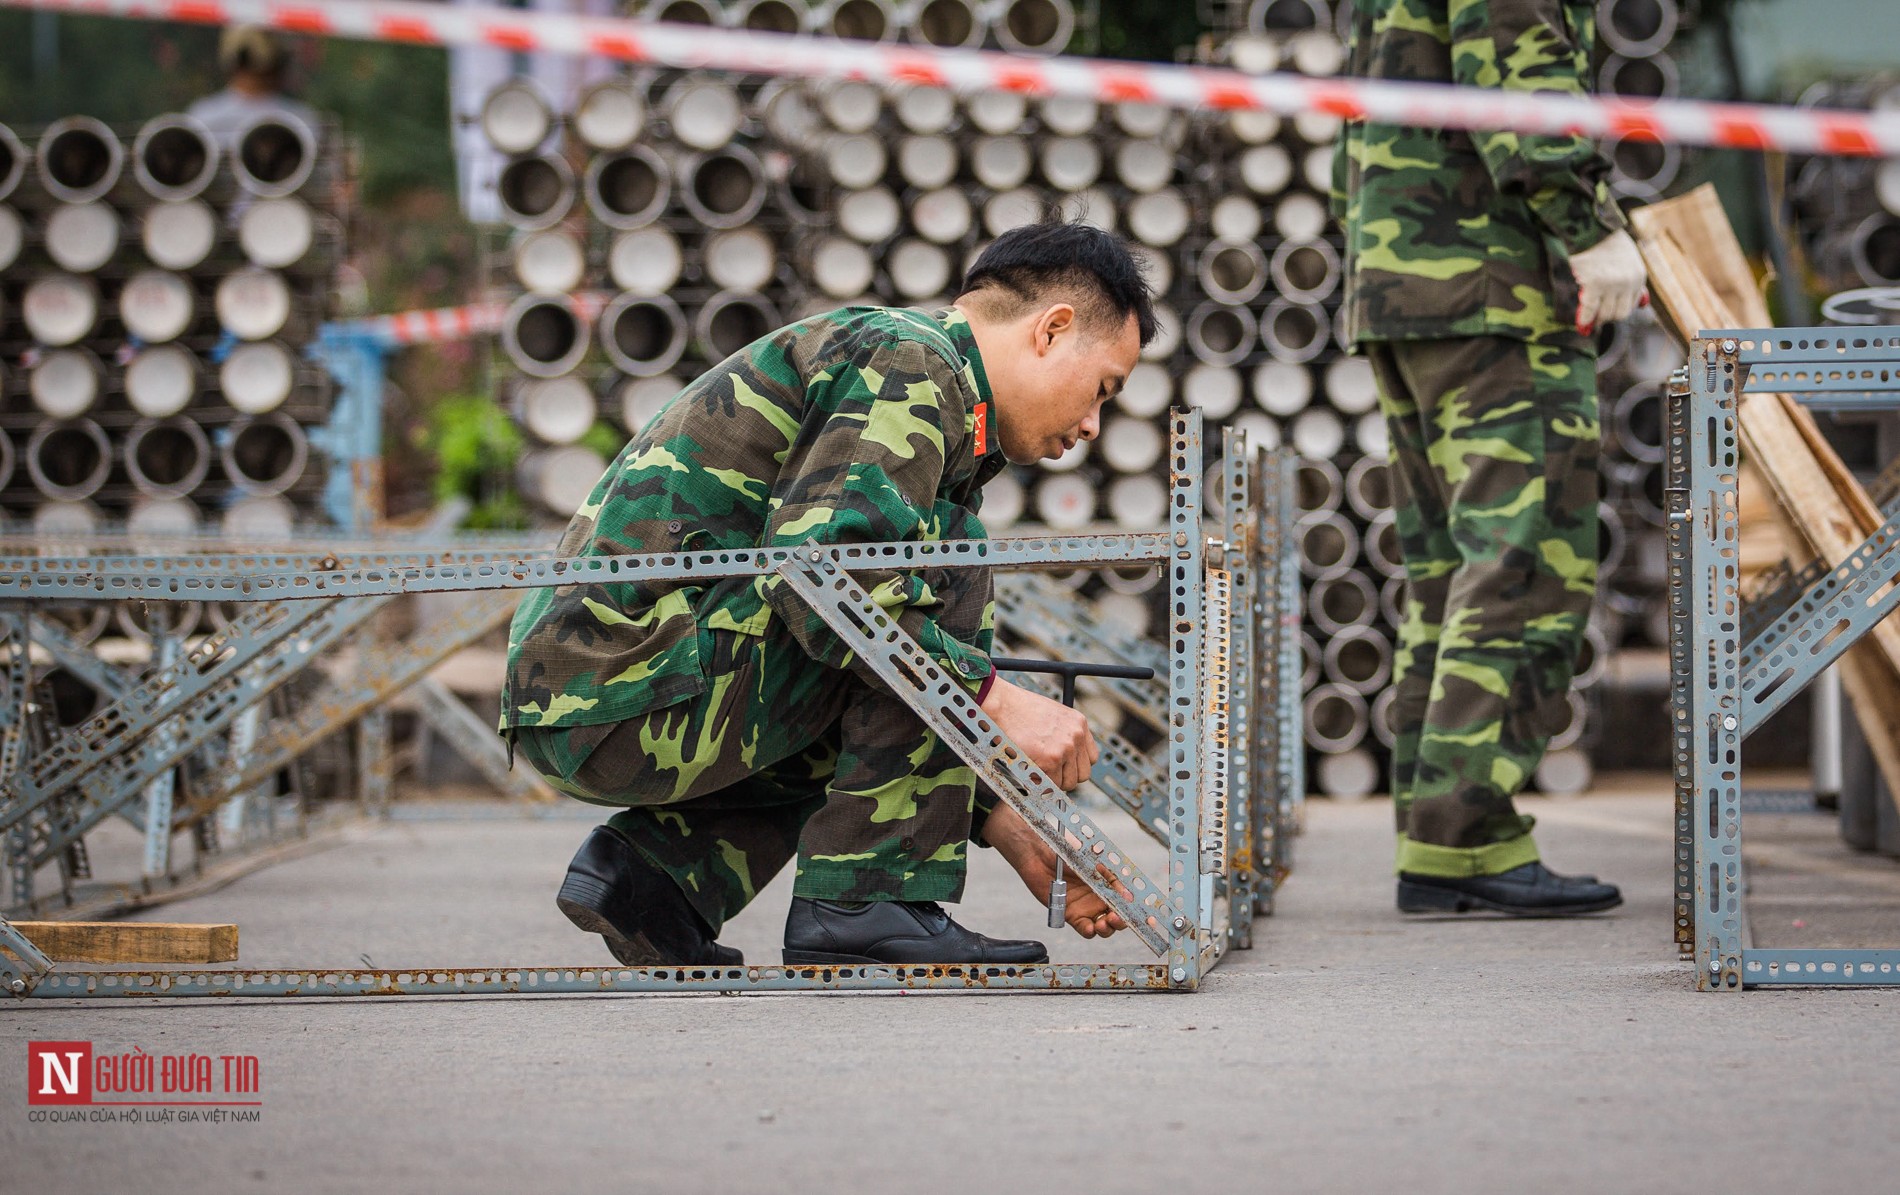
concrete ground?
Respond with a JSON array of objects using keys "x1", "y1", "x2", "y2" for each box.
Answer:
[{"x1": 6, "y1": 782, "x2": 1900, "y2": 1194}]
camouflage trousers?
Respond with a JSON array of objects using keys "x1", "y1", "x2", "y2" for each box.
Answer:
[
  {"x1": 515, "y1": 568, "x2": 991, "y2": 933},
  {"x1": 1368, "y1": 336, "x2": 1599, "y2": 878}
]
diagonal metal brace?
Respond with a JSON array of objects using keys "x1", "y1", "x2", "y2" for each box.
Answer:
[
  {"x1": 1, "y1": 914, "x2": 53, "y2": 998},
  {"x1": 411, "y1": 677, "x2": 554, "y2": 803},
  {"x1": 777, "y1": 550, "x2": 1175, "y2": 957},
  {"x1": 1739, "y1": 512, "x2": 1900, "y2": 734},
  {"x1": 179, "y1": 591, "x2": 522, "y2": 820},
  {"x1": 1740, "y1": 558, "x2": 1830, "y2": 654},
  {"x1": 7, "y1": 598, "x2": 391, "y2": 869},
  {"x1": 28, "y1": 614, "x2": 136, "y2": 699},
  {"x1": 0, "y1": 600, "x2": 331, "y2": 824}
]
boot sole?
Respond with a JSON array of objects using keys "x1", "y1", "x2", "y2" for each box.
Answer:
[
  {"x1": 782, "y1": 949, "x2": 884, "y2": 966},
  {"x1": 1397, "y1": 880, "x2": 1623, "y2": 917},
  {"x1": 556, "y1": 874, "x2": 668, "y2": 966}
]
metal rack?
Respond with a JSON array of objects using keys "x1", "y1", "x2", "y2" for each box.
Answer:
[
  {"x1": 1671, "y1": 327, "x2": 1900, "y2": 990},
  {"x1": 1, "y1": 411, "x2": 1304, "y2": 999}
]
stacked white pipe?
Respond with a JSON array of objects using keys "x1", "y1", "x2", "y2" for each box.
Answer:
[
  {"x1": 1786, "y1": 77, "x2": 1900, "y2": 293},
  {"x1": 476, "y1": 0, "x2": 1681, "y2": 797},
  {"x1": 486, "y1": 0, "x2": 1083, "y2": 513},
  {"x1": 0, "y1": 109, "x2": 346, "y2": 641}
]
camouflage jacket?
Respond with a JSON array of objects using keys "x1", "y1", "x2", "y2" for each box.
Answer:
[
  {"x1": 502, "y1": 306, "x2": 1007, "y2": 730},
  {"x1": 1331, "y1": 0, "x2": 1627, "y2": 345}
]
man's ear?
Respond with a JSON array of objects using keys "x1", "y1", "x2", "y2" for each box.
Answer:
[{"x1": 1035, "y1": 303, "x2": 1077, "y2": 354}]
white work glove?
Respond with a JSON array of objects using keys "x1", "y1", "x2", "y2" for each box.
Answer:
[{"x1": 1568, "y1": 229, "x2": 1649, "y2": 334}]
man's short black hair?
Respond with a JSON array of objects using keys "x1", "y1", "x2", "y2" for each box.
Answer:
[{"x1": 956, "y1": 217, "x2": 1157, "y2": 347}]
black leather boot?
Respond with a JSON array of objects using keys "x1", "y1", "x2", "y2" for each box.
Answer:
[
  {"x1": 783, "y1": 897, "x2": 1050, "y2": 965},
  {"x1": 556, "y1": 826, "x2": 743, "y2": 966},
  {"x1": 1397, "y1": 862, "x2": 1622, "y2": 917}
]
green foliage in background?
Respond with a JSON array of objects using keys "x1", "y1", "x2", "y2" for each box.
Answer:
[
  {"x1": 424, "y1": 393, "x2": 532, "y2": 530},
  {"x1": 580, "y1": 422, "x2": 630, "y2": 463},
  {"x1": 1091, "y1": 1, "x2": 1207, "y2": 60}
]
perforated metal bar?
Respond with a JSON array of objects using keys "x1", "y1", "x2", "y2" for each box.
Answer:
[
  {"x1": 18, "y1": 960, "x2": 1172, "y2": 999},
  {"x1": 1665, "y1": 374, "x2": 1698, "y2": 954},
  {"x1": 1, "y1": 611, "x2": 32, "y2": 910},
  {"x1": 1740, "y1": 559, "x2": 1830, "y2": 648},
  {"x1": 0, "y1": 525, "x2": 552, "y2": 554},
  {"x1": 1246, "y1": 448, "x2": 1281, "y2": 911},
  {"x1": 0, "y1": 545, "x2": 557, "y2": 580},
  {"x1": 140, "y1": 630, "x2": 185, "y2": 879},
  {"x1": 358, "y1": 707, "x2": 393, "y2": 818},
  {"x1": 1200, "y1": 564, "x2": 1233, "y2": 889},
  {"x1": 1221, "y1": 435, "x2": 1258, "y2": 949},
  {"x1": 1711, "y1": 327, "x2": 1900, "y2": 366},
  {"x1": 1742, "y1": 949, "x2": 1900, "y2": 986},
  {"x1": 1738, "y1": 515, "x2": 1900, "y2": 733},
  {"x1": 0, "y1": 535, "x2": 1177, "y2": 602},
  {"x1": 1165, "y1": 410, "x2": 1208, "y2": 987},
  {"x1": 1785, "y1": 393, "x2": 1900, "y2": 411},
  {"x1": 1271, "y1": 447, "x2": 1304, "y2": 885},
  {"x1": 777, "y1": 550, "x2": 1176, "y2": 961},
  {"x1": 218, "y1": 704, "x2": 266, "y2": 842},
  {"x1": 1684, "y1": 341, "x2": 1748, "y2": 991},
  {"x1": 0, "y1": 612, "x2": 29, "y2": 785}
]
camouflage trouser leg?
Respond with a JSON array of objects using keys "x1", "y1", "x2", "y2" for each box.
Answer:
[
  {"x1": 515, "y1": 567, "x2": 988, "y2": 931},
  {"x1": 1368, "y1": 336, "x2": 1599, "y2": 878}
]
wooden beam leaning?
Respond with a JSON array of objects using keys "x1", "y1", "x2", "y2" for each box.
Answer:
[
  {"x1": 1631, "y1": 187, "x2": 1900, "y2": 803},
  {"x1": 8, "y1": 921, "x2": 238, "y2": 964}
]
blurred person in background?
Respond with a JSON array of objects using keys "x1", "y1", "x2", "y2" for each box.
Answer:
[{"x1": 187, "y1": 24, "x2": 317, "y2": 146}]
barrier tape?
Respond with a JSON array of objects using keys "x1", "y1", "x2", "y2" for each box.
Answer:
[
  {"x1": 346, "y1": 301, "x2": 507, "y2": 346},
  {"x1": 332, "y1": 294, "x2": 606, "y2": 347},
  {"x1": 5, "y1": 0, "x2": 1900, "y2": 158}
]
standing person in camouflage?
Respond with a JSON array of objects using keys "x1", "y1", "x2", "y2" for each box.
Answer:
[
  {"x1": 1333, "y1": 0, "x2": 1647, "y2": 915},
  {"x1": 504, "y1": 220, "x2": 1155, "y2": 964}
]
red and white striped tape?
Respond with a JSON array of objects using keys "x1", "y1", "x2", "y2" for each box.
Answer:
[
  {"x1": 349, "y1": 301, "x2": 507, "y2": 346},
  {"x1": 7, "y1": 0, "x2": 1900, "y2": 158},
  {"x1": 338, "y1": 293, "x2": 608, "y2": 347}
]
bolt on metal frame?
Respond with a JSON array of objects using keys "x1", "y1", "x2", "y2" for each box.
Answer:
[
  {"x1": 1672, "y1": 328, "x2": 1900, "y2": 990},
  {"x1": 1, "y1": 411, "x2": 1303, "y2": 999}
]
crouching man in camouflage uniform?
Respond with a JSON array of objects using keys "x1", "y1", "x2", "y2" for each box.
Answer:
[
  {"x1": 503, "y1": 220, "x2": 1155, "y2": 964},
  {"x1": 1334, "y1": 0, "x2": 1647, "y2": 915}
]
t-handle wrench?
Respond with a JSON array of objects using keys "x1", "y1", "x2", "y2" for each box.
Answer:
[{"x1": 988, "y1": 656, "x2": 1157, "y2": 929}]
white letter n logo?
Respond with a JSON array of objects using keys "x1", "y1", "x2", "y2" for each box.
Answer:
[{"x1": 38, "y1": 1052, "x2": 82, "y2": 1096}]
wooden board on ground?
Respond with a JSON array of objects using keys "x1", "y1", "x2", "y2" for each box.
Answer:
[
  {"x1": 1632, "y1": 185, "x2": 1900, "y2": 801},
  {"x1": 5, "y1": 922, "x2": 238, "y2": 964}
]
